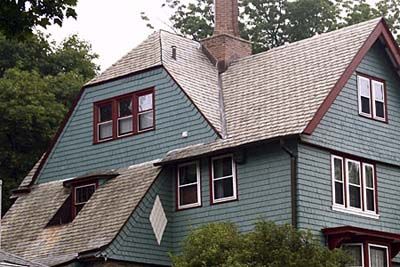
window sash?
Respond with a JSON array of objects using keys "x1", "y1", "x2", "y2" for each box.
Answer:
[
  {"x1": 332, "y1": 155, "x2": 378, "y2": 216},
  {"x1": 358, "y1": 76, "x2": 372, "y2": 117},
  {"x1": 117, "y1": 115, "x2": 133, "y2": 136},
  {"x1": 74, "y1": 183, "x2": 96, "y2": 206},
  {"x1": 368, "y1": 244, "x2": 389, "y2": 267},
  {"x1": 371, "y1": 80, "x2": 386, "y2": 120},
  {"x1": 343, "y1": 243, "x2": 364, "y2": 267},
  {"x1": 97, "y1": 121, "x2": 113, "y2": 140},
  {"x1": 177, "y1": 162, "x2": 201, "y2": 209},
  {"x1": 211, "y1": 155, "x2": 237, "y2": 203}
]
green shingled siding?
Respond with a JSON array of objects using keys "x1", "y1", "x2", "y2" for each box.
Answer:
[
  {"x1": 105, "y1": 142, "x2": 293, "y2": 266},
  {"x1": 36, "y1": 68, "x2": 217, "y2": 183},
  {"x1": 303, "y1": 41, "x2": 400, "y2": 165}
]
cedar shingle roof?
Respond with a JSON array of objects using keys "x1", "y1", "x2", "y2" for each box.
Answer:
[
  {"x1": 2, "y1": 162, "x2": 161, "y2": 266},
  {"x1": 0, "y1": 250, "x2": 47, "y2": 266},
  {"x1": 160, "y1": 18, "x2": 383, "y2": 163},
  {"x1": 87, "y1": 31, "x2": 222, "y2": 134}
]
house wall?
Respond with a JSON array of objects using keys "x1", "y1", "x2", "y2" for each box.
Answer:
[
  {"x1": 104, "y1": 142, "x2": 293, "y2": 266},
  {"x1": 302, "y1": 41, "x2": 400, "y2": 166},
  {"x1": 36, "y1": 67, "x2": 218, "y2": 183}
]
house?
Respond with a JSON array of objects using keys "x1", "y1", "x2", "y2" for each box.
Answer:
[
  {"x1": 0, "y1": 249, "x2": 47, "y2": 267},
  {"x1": 2, "y1": 0, "x2": 400, "y2": 266}
]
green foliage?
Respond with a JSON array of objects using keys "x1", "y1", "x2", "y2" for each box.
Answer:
[
  {"x1": 0, "y1": 0, "x2": 78, "y2": 39},
  {"x1": 0, "y1": 30, "x2": 98, "y2": 213},
  {"x1": 171, "y1": 221, "x2": 351, "y2": 267},
  {"x1": 148, "y1": 0, "x2": 400, "y2": 52}
]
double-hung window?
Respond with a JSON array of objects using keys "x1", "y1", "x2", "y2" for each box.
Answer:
[
  {"x1": 211, "y1": 155, "x2": 237, "y2": 203},
  {"x1": 357, "y1": 74, "x2": 386, "y2": 121},
  {"x1": 94, "y1": 89, "x2": 154, "y2": 143},
  {"x1": 342, "y1": 243, "x2": 389, "y2": 267},
  {"x1": 331, "y1": 155, "x2": 377, "y2": 218},
  {"x1": 343, "y1": 244, "x2": 364, "y2": 267},
  {"x1": 177, "y1": 162, "x2": 201, "y2": 210}
]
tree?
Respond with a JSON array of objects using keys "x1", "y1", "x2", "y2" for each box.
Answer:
[
  {"x1": 144, "y1": 0, "x2": 400, "y2": 53},
  {"x1": 171, "y1": 221, "x2": 351, "y2": 267},
  {"x1": 0, "y1": 0, "x2": 78, "y2": 39},
  {"x1": 0, "y1": 32, "x2": 98, "y2": 213}
]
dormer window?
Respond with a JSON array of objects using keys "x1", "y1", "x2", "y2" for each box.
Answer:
[
  {"x1": 73, "y1": 183, "x2": 96, "y2": 217},
  {"x1": 357, "y1": 74, "x2": 387, "y2": 122},
  {"x1": 94, "y1": 88, "x2": 155, "y2": 143}
]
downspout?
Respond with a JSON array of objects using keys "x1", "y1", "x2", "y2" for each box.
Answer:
[{"x1": 280, "y1": 140, "x2": 297, "y2": 228}]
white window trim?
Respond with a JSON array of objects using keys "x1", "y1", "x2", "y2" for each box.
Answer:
[
  {"x1": 362, "y1": 163, "x2": 376, "y2": 214},
  {"x1": 331, "y1": 155, "x2": 380, "y2": 219},
  {"x1": 331, "y1": 155, "x2": 345, "y2": 207},
  {"x1": 368, "y1": 244, "x2": 389, "y2": 267},
  {"x1": 97, "y1": 120, "x2": 113, "y2": 141},
  {"x1": 358, "y1": 75, "x2": 372, "y2": 118},
  {"x1": 346, "y1": 159, "x2": 362, "y2": 211},
  {"x1": 343, "y1": 243, "x2": 364, "y2": 267},
  {"x1": 371, "y1": 80, "x2": 386, "y2": 121},
  {"x1": 74, "y1": 183, "x2": 96, "y2": 205},
  {"x1": 177, "y1": 161, "x2": 201, "y2": 210},
  {"x1": 211, "y1": 154, "x2": 237, "y2": 204},
  {"x1": 117, "y1": 115, "x2": 133, "y2": 137}
]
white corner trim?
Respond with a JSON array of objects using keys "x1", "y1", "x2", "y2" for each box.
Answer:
[
  {"x1": 332, "y1": 205, "x2": 380, "y2": 220},
  {"x1": 149, "y1": 195, "x2": 168, "y2": 245}
]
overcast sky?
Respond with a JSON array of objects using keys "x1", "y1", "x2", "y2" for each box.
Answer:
[{"x1": 44, "y1": 0, "x2": 379, "y2": 71}]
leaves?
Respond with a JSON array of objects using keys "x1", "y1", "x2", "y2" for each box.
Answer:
[
  {"x1": 153, "y1": 0, "x2": 400, "y2": 52},
  {"x1": 171, "y1": 221, "x2": 351, "y2": 267}
]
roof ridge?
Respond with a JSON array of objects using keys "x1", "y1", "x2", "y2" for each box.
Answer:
[{"x1": 228, "y1": 17, "x2": 383, "y2": 66}]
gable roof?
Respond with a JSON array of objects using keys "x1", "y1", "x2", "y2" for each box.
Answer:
[{"x1": 2, "y1": 162, "x2": 161, "y2": 266}]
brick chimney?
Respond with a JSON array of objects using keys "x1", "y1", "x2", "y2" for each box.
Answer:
[{"x1": 201, "y1": 0, "x2": 252, "y2": 72}]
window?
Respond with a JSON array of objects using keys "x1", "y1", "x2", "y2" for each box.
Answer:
[
  {"x1": 357, "y1": 74, "x2": 386, "y2": 121},
  {"x1": 369, "y1": 245, "x2": 389, "y2": 267},
  {"x1": 73, "y1": 183, "x2": 96, "y2": 217},
  {"x1": 94, "y1": 89, "x2": 154, "y2": 143},
  {"x1": 331, "y1": 155, "x2": 378, "y2": 218},
  {"x1": 211, "y1": 155, "x2": 237, "y2": 203},
  {"x1": 342, "y1": 244, "x2": 389, "y2": 267},
  {"x1": 138, "y1": 93, "x2": 154, "y2": 131},
  {"x1": 343, "y1": 244, "x2": 363, "y2": 267},
  {"x1": 177, "y1": 162, "x2": 201, "y2": 210}
]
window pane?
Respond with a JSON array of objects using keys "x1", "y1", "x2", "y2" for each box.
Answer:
[
  {"x1": 179, "y1": 164, "x2": 197, "y2": 185},
  {"x1": 365, "y1": 165, "x2": 374, "y2": 188},
  {"x1": 118, "y1": 117, "x2": 132, "y2": 135},
  {"x1": 119, "y1": 98, "x2": 132, "y2": 117},
  {"x1": 75, "y1": 185, "x2": 96, "y2": 204},
  {"x1": 214, "y1": 177, "x2": 234, "y2": 200},
  {"x1": 334, "y1": 158, "x2": 343, "y2": 181},
  {"x1": 335, "y1": 182, "x2": 344, "y2": 205},
  {"x1": 139, "y1": 93, "x2": 153, "y2": 112},
  {"x1": 349, "y1": 185, "x2": 361, "y2": 208},
  {"x1": 179, "y1": 185, "x2": 198, "y2": 206},
  {"x1": 373, "y1": 82, "x2": 384, "y2": 101},
  {"x1": 348, "y1": 161, "x2": 360, "y2": 185},
  {"x1": 99, "y1": 104, "x2": 112, "y2": 122},
  {"x1": 366, "y1": 189, "x2": 375, "y2": 211},
  {"x1": 139, "y1": 111, "x2": 153, "y2": 130},
  {"x1": 361, "y1": 97, "x2": 371, "y2": 114},
  {"x1": 99, "y1": 122, "x2": 112, "y2": 140},
  {"x1": 359, "y1": 77, "x2": 370, "y2": 97},
  {"x1": 344, "y1": 245, "x2": 362, "y2": 267},
  {"x1": 213, "y1": 157, "x2": 233, "y2": 178},
  {"x1": 370, "y1": 246, "x2": 388, "y2": 267},
  {"x1": 375, "y1": 101, "x2": 384, "y2": 118}
]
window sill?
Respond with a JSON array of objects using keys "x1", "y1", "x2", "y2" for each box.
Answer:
[
  {"x1": 359, "y1": 113, "x2": 387, "y2": 124},
  {"x1": 332, "y1": 205, "x2": 380, "y2": 220},
  {"x1": 177, "y1": 203, "x2": 201, "y2": 211},
  {"x1": 212, "y1": 196, "x2": 238, "y2": 205}
]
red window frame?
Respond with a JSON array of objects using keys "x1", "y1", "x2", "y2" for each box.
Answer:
[
  {"x1": 93, "y1": 88, "x2": 155, "y2": 144},
  {"x1": 356, "y1": 72, "x2": 388, "y2": 123}
]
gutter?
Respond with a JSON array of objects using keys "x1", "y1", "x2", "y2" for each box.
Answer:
[{"x1": 280, "y1": 140, "x2": 298, "y2": 228}]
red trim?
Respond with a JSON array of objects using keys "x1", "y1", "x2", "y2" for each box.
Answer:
[
  {"x1": 304, "y1": 19, "x2": 400, "y2": 134},
  {"x1": 93, "y1": 88, "x2": 155, "y2": 144},
  {"x1": 356, "y1": 72, "x2": 388, "y2": 123}
]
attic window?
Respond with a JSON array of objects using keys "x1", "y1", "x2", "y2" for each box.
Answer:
[
  {"x1": 94, "y1": 88, "x2": 155, "y2": 143},
  {"x1": 73, "y1": 183, "x2": 96, "y2": 217},
  {"x1": 357, "y1": 74, "x2": 387, "y2": 122}
]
